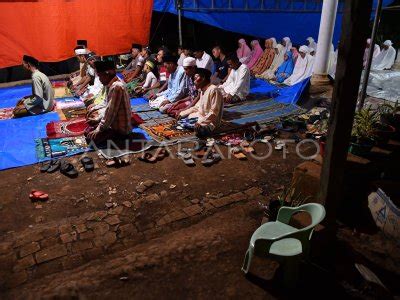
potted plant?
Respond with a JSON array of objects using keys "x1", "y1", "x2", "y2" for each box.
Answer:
[
  {"x1": 350, "y1": 107, "x2": 378, "y2": 155},
  {"x1": 377, "y1": 101, "x2": 400, "y2": 140},
  {"x1": 260, "y1": 178, "x2": 311, "y2": 221}
]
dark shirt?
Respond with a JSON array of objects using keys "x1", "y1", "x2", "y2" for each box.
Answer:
[{"x1": 214, "y1": 56, "x2": 229, "y2": 80}]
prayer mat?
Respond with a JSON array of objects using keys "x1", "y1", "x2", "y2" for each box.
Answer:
[
  {"x1": 140, "y1": 119, "x2": 196, "y2": 143},
  {"x1": 51, "y1": 80, "x2": 68, "y2": 88},
  {"x1": 56, "y1": 98, "x2": 85, "y2": 110},
  {"x1": 62, "y1": 107, "x2": 87, "y2": 120},
  {"x1": 35, "y1": 136, "x2": 89, "y2": 161},
  {"x1": 46, "y1": 118, "x2": 88, "y2": 139},
  {"x1": 54, "y1": 86, "x2": 72, "y2": 98},
  {"x1": 126, "y1": 79, "x2": 140, "y2": 98},
  {"x1": 0, "y1": 107, "x2": 14, "y2": 120}
]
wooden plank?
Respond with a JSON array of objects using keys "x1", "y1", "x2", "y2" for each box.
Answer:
[{"x1": 318, "y1": 0, "x2": 374, "y2": 231}]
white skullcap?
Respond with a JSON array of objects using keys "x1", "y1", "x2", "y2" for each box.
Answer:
[
  {"x1": 75, "y1": 48, "x2": 87, "y2": 55},
  {"x1": 183, "y1": 57, "x2": 196, "y2": 67},
  {"x1": 299, "y1": 45, "x2": 309, "y2": 53},
  {"x1": 383, "y1": 40, "x2": 393, "y2": 46}
]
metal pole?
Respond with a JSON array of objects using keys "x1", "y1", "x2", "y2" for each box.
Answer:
[
  {"x1": 178, "y1": 0, "x2": 183, "y2": 47},
  {"x1": 357, "y1": 0, "x2": 383, "y2": 111}
]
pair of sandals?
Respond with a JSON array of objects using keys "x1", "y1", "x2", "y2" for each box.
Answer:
[
  {"x1": 105, "y1": 155, "x2": 130, "y2": 167},
  {"x1": 138, "y1": 148, "x2": 168, "y2": 163},
  {"x1": 40, "y1": 157, "x2": 94, "y2": 178},
  {"x1": 177, "y1": 149, "x2": 221, "y2": 167}
]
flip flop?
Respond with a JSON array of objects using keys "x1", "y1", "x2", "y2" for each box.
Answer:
[
  {"x1": 46, "y1": 160, "x2": 61, "y2": 173},
  {"x1": 29, "y1": 189, "x2": 49, "y2": 202},
  {"x1": 40, "y1": 160, "x2": 53, "y2": 173},
  {"x1": 156, "y1": 148, "x2": 169, "y2": 161},
  {"x1": 60, "y1": 161, "x2": 79, "y2": 178},
  {"x1": 231, "y1": 147, "x2": 247, "y2": 160},
  {"x1": 202, "y1": 152, "x2": 221, "y2": 167},
  {"x1": 80, "y1": 156, "x2": 94, "y2": 172},
  {"x1": 138, "y1": 152, "x2": 157, "y2": 163},
  {"x1": 182, "y1": 153, "x2": 196, "y2": 167},
  {"x1": 242, "y1": 146, "x2": 255, "y2": 154}
]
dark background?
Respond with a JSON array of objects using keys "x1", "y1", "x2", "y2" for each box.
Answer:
[{"x1": 1, "y1": 1, "x2": 399, "y2": 83}]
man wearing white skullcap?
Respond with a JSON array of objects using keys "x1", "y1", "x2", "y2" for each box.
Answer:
[
  {"x1": 283, "y1": 45, "x2": 314, "y2": 86},
  {"x1": 363, "y1": 38, "x2": 381, "y2": 68},
  {"x1": 372, "y1": 40, "x2": 396, "y2": 70},
  {"x1": 182, "y1": 57, "x2": 196, "y2": 67}
]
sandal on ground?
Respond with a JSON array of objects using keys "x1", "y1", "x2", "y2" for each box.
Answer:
[
  {"x1": 46, "y1": 160, "x2": 61, "y2": 173},
  {"x1": 60, "y1": 161, "x2": 79, "y2": 178},
  {"x1": 275, "y1": 141, "x2": 285, "y2": 151},
  {"x1": 202, "y1": 152, "x2": 221, "y2": 167},
  {"x1": 155, "y1": 148, "x2": 169, "y2": 161},
  {"x1": 181, "y1": 152, "x2": 196, "y2": 167},
  {"x1": 29, "y1": 189, "x2": 49, "y2": 201},
  {"x1": 40, "y1": 160, "x2": 53, "y2": 173},
  {"x1": 81, "y1": 156, "x2": 94, "y2": 172},
  {"x1": 231, "y1": 147, "x2": 247, "y2": 160},
  {"x1": 138, "y1": 152, "x2": 157, "y2": 163}
]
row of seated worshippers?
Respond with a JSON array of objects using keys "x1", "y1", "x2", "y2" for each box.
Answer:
[
  {"x1": 236, "y1": 37, "x2": 327, "y2": 85},
  {"x1": 363, "y1": 39, "x2": 397, "y2": 71}
]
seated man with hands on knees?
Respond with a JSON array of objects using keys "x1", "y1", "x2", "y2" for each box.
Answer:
[{"x1": 13, "y1": 55, "x2": 54, "y2": 118}]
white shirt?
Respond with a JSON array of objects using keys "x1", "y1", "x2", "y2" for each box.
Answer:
[
  {"x1": 372, "y1": 46, "x2": 396, "y2": 70},
  {"x1": 143, "y1": 71, "x2": 157, "y2": 89},
  {"x1": 221, "y1": 64, "x2": 250, "y2": 100},
  {"x1": 196, "y1": 52, "x2": 214, "y2": 72}
]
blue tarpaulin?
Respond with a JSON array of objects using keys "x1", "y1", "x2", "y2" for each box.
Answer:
[{"x1": 153, "y1": 0, "x2": 394, "y2": 45}]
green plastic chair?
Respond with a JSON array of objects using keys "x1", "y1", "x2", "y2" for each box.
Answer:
[{"x1": 241, "y1": 203, "x2": 326, "y2": 287}]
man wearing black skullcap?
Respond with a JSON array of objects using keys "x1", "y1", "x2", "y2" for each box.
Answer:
[
  {"x1": 179, "y1": 68, "x2": 223, "y2": 138},
  {"x1": 85, "y1": 60, "x2": 132, "y2": 144},
  {"x1": 13, "y1": 55, "x2": 54, "y2": 118},
  {"x1": 122, "y1": 43, "x2": 144, "y2": 82}
]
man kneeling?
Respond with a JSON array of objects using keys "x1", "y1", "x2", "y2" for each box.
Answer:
[
  {"x1": 179, "y1": 68, "x2": 223, "y2": 138},
  {"x1": 86, "y1": 60, "x2": 132, "y2": 144},
  {"x1": 13, "y1": 55, "x2": 54, "y2": 118}
]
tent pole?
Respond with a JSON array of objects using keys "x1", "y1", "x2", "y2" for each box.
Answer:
[
  {"x1": 357, "y1": 0, "x2": 383, "y2": 111},
  {"x1": 178, "y1": 0, "x2": 183, "y2": 47}
]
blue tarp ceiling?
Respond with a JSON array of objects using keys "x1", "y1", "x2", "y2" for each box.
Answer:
[{"x1": 153, "y1": 0, "x2": 394, "y2": 46}]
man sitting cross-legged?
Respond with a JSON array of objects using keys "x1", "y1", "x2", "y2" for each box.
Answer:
[
  {"x1": 85, "y1": 60, "x2": 132, "y2": 144},
  {"x1": 148, "y1": 55, "x2": 189, "y2": 112},
  {"x1": 218, "y1": 53, "x2": 250, "y2": 104},
  {"x1": 13, "y1": 55, "x2": 54, "y2": 118},
  {"x1": 179, "y1": 68, "x2": 224, "y2": 138}
]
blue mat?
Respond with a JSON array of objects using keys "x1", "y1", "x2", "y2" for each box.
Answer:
[
  {"x1": 0, "y1": 78, "x2": 308, "y2": 170},
  {"x1": 0, "y1": 84, "x2": 31, "y2": 108},
  {"x1": 0, "y1": 112, "x2": 60, "y2": 170}
]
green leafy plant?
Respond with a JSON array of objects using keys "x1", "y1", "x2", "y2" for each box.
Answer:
[
  {"x1": 261, "y1": 177, "x2": 312, "y2": 221},
  {"x1": 377, "y1": 101, "x2": 400, "y2": 116},
  {"x1": 352, "y1": 107, "x2": 379, "y2": 143}
]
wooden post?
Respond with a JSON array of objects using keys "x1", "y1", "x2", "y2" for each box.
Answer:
[{"x1": 318, "y1": 0, "x2": 373, "y2": 233}]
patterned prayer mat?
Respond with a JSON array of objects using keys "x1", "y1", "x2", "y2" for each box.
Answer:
[
  {"x1": 46, "y1": 118, "x2": 88, "y2": 139},
  {"x1": 61, "y1": 107, "x2": 87, "y2": 120},
  {"x1": 140, "y1": 119, "x2": 196, "y2": 143},
  {"x1": 0, "y1": 107, "x2": 14, "y2": 120},
  {"x1": 54, "y1": 86, "x2": 72, "y2": 98},
  {"x1": 55, "y1": 98, "x2": 85, "y2": 110},
  {"x1": 35, "y1": 136, "x2": 90, "y2": 161}
]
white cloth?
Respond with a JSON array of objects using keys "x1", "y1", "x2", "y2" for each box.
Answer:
[
  {"x1": 372, "y1": 42, "x2": 396, "y2": 70},
  {"x1": 363, "y1": 43, "x2": 381, "y2": 67},
  {"x1": 177, "y1": 53, "x2": 187, "y2": 66},
  {"x1": 183, "y1": 57, "x2": 196, "y2": 67},
  {"x1": 196, "y1": 52, "x2": 214, "y2": 72},
  {"x1": 143, "y1": 71, "x2": 157, "y2": 89},
  {"x1": 307, "y1": 37, "x2": 317, "y2": 53},
  {"x1": 83, "y1": 74, "x2": 103, "y2": 98},
  {"x1": 283, "y1": 53, "x2": 314, "y2": 86},
  {"x1": 328, "y1": 46, "x2": 338, "y2": 79},
  {"x1": 282, "y1": 37, "x2": 292, "y2": 53},
  {"x1": 220, "y1": 64, "x2": 250, "y2": 100}
]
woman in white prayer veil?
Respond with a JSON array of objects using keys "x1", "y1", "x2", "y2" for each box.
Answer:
[
  {"x1": 282, "y1": 37, "x2": 292, "y2": 53},
  {"x1": 270, "y1": 37, "x2": 278, "y2": 48},
  {"x1": 307, "y1": 37, "x2": 318, "y2": 55},
  {"x1": 257, "y1": 43, "x2": 286, "y2": 80},
  {"x1": 363, "y1": 38, "x2": 380, "y2": 68},
  {"x1": 328, "y1": 44, "x2": 337, "y2": 78},
  {"x1": 284, "y1": 45, "x2": 314, "y2": 86},
  {"x1": 372, "y1": 40, "x2": 396, "y2": 70}
]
